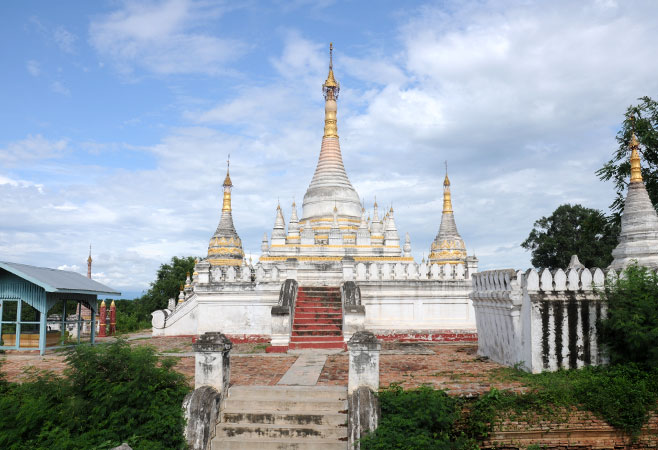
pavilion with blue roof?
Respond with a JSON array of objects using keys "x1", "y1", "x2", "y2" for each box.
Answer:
[{"x1": 0, "y1": 261, "x2": 120, "y2": 355}]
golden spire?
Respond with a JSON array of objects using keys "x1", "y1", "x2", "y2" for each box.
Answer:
[
  {"x1": 324, "y1": 43, "x2": 338, "y2": 89},
  {"x1": 443, "y1": 162, "x2": 453, "y2": 213},
  {"x1": 322, "y1": 43, "x2": 340, "y2": 138},
  {"x1": 630, "y1": 132, "x2": 643, "y2": 183},
  {"x1": 222, "y1": 155, "x2": 232, "y2": 212}
]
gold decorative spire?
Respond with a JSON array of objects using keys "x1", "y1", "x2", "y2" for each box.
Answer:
[
  {"x1": 323, "y1": 43, "x2": 340, "y2": 138},
  {"x1": 222, "y1": 156, "x2": 232, "y2": 212},
  {"x1": 630, "y1": 132, "x2": 643, "y2": 183},
  {"x1": 443, "y1": 163, "x2": 453, "y2": 213}
]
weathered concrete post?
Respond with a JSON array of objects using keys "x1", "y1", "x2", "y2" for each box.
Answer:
[
  {"x1": 192, "y1": 332, "x2": 233, "y2": 396},
  {"x1": 184, "y1": 332, "x2": 233, "y2": 450},
  {"x1": 347, "y1": 331, "x2": 381, "y2": 449}
]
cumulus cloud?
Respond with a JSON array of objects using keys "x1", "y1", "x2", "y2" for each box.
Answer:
[
  {"x1": 53, "y1": 26, "x2": 77, "y2": 53},
  {"x1": 0, "y1": 135, "x2": 68, "y2": 167},
  {"x1": 51, "y1": 81, "x2": 70, "y2": 95},
  {"x1": 5, "y1": 0, "x2": 658, "y2": 294},
  {"x1": 89, "y1": 0, "x2": 246, "y2": 75},
  {"x1": 26, "y1": 60, "x2": 41, "y2": 77}
]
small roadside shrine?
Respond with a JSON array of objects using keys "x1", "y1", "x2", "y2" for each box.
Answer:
[{"x1": 0, "y1": 261, "x2": 120, "y2": 355}]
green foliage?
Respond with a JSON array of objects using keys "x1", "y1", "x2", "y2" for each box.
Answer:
[
  {"x1": 360, "y1": 384, "x2": 477, "y2": 450},
  {"x1": 484, "y1": 364, "x2": 658, "y2": 436},
  {"x1": 113, "y1": 300, "x2": 151, "y2": 333},
  {"x1": 599, "y1": 264, "x2": 658, "y2": 367},
  {"x1": 0, "y1": 340, "x2": 190, "y2": 450},
  {"x1": 113, "y1": 256, "x2": 196, "y2": 329},
  {"x1": 597, "y1": 96, "x2": 658, "y2": 218},
  {"x1": 521, "y1": 203, "x2": 619, "y2": 269}
]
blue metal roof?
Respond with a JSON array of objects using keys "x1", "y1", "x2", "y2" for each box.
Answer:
[{"x1": 0, "y1": 261, "x2": 121, "y2": 296}]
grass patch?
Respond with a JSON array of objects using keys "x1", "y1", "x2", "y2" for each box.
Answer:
[{"x1": 474, "y1": 363, "x2": 658, "y2": 437}]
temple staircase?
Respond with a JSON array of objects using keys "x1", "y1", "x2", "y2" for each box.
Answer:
[
  {"x1": 213, "y1": 385, "x2": 348, "y2": 449},
  {"x1": 290, "y1": 286, "x2": 344, "y2": 350}
]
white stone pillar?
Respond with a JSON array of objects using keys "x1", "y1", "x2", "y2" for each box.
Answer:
[
  {"x1": 347, "y1": 331, "x2": 381, "y2": 394},
  {"x1": 343, "y1": 256, "x2": 355, "y2": 281},
  {"x1": 192, "y1": 332, "x2": 233, "y2": 398}
]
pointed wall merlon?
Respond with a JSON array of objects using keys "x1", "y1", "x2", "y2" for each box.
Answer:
[{"x1": 471, "y1": 266, "x2": 612, "y2": 373}]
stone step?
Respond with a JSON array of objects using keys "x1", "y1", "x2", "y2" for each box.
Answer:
[
  {"x1": 295, "y1": 307, "x2": 342, "y2": 314},
  {"x1": 294, "y1": 318, "x2": 342, "y2": 325},
  {"x1": 289, "y1": 341, "x2": 346, "y2": 350},
  {"x1": 215, "y1": 423, "x2": 348, "y2": 440},
  {"x1": 298, "y1": 287, "x2": 340, "y2": 292},
  {"x1": 223, "y1": 411, "x2": 347, "y2": 427},
  {"x1": 295, "y1": 301, "x2": 342, "y2": 308},
  {"x1": 213, "y1": 439, "x2": 347, "y2": 449},
  {"x1": 293, "y1": 324, "x2": 341, "y2": 331},
  {"x1": 296, "y1": 295, "x2": 341, "y2": 301},
  {"x1": 289, "y1": 335, "x2": 344, "y2": 342},
  {"x1": 228, "y1": 386, "x2": 346, "y2": 401},
  {"x1": 226, "y1": 399, "x2": 347, "y2": 412},
  {"x1": 295, "y1": 312, "x2": 342, "y2": 319},
  {"x1": 291, "y1": 329, "x2": 342, "y2": 336}
]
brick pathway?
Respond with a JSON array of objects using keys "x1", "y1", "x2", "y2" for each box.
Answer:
[{"x1": 0, "y1": 337, "x2": 526, "y2": 395}]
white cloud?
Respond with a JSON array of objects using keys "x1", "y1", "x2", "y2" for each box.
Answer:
[
  {"x1": 0, "y1": 135, "x2": 68, "y2": 167},
  {"x1": 26, "y1": 60, "x2": 41, "y2": 77},
  {"x1": 89, "y1": 0, "x2": 245, "y2": 75},
  {"x1": 5, "y1": 0, "x2": 658, "y2": 294},
  {"x1": 51, "y1": 81, "x2": 70, "y2": 95},
  {"x1": 53, "y1": 26, "x2": 77, "y2": 53}
]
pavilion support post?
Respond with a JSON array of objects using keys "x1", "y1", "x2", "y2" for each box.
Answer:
[
  {"x1": 61, "y1": 301, "x2": 66, "y2": 341},
  {"x1": 90, "y1": 301, "x2": 96, "y2": 345},
  {"x1": 16, "y1": 299, "x2": 22, "y2": 350},
  {"x1": 39, "y1": 310, "x2": 46, "y2": 355},
  {"x1": 77, "y1": 302, "x2": 81, "y2": 344}
]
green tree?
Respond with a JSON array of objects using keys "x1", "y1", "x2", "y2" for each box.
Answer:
[
  {"x1": 0, "y1": 340, "x2": 190, "y2": 449},
  {"x1": 521, "y1": 204, "x2": 619, "y2": 269},
  {"x1": 599, "y1": 264, "x2": 658, "y2": 368},
  {"x1": 597, "y1": 96, "x2": 658, "y2": 218},
  {"x1": 131, "y1": 256, "x2": 197, "y2": 325}
]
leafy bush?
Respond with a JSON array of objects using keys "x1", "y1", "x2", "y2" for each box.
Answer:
[
  {"x1": 360, "y1": 384, "x2": 477, "y2": 450},
  {"x1": 0, "y1": 340, "x2": 190, "y2": 450},
  {"x1": 482, "y1": 364, "x2": 658, "y2": 436},
  {"x1": 599, "y1": 264, "x2": 658, "y2": 367}
]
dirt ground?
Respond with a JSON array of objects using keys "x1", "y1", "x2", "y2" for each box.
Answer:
[{"x1": 0, "y1": 333, "x2": 527, "y2": 394}]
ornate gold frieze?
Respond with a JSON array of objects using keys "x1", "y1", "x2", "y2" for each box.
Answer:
[{"x1": 207, "y1": 258, "x2": 243, "y2": 266}]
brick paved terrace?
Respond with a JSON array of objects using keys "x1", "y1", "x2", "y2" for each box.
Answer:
[{"x1": 0, "y1": 334, "x2": 527, "y2": 395}]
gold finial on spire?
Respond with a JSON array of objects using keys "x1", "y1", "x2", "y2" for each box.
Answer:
[
  {"x1": 323, "y1": 43, "x2": 338, "y2": 90},
  {"x1": 630, "y1": 132, "x2": 643, "y2": 183},
  {"x1": 222, "y1": 155, "x2": 232, "y2": 212},
  {"x1": 223, "y1": 154, "x2": 232, "y2": 187},
  {"x1": 443, "y1": 162, "x2": 453, "y2": 213},
  {"x1": 322, "y1": 43, "x2": 340, "y2": 138}
]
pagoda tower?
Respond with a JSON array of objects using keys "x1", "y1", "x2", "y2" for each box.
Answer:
[
  {"x1": 609, "y1": 132, "x2": 658, "y2": 269},
  {"x1": 429, "y1": 167, "x2": 468, "y2": 264},
  {"x1": 207, "y1": 160, "x2": 245, "y2": 266},
  {"x1": 300, "y1": 43, "x2": 362, "y2": 229}
]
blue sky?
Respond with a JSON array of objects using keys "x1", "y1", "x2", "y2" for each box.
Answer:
[{"x1": 1, "y1": 0, "x2": 658, "y2": 298}]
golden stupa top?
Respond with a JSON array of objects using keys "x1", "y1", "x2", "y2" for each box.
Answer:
[
  {"x1": 223, "y1": 157, "x2": 232, "y2": 187},
  {"x1": 443, "y1": 172, "x2": 453, "y2": 214},
  {"x1": 323, "y1": 43, "x2": 338, "y2": 88},
  {"x1": 630, "y1": 132, "x2": 643, "y2": 183}
]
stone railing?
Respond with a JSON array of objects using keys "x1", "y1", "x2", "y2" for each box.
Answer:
[
  {"x1": 347, "y1": 331, "x2": 381, "y2": 450},
  {"x1": 471, "y1": 266, "x2": 613, "y2": 373},
  {"x1": 354, "y1": 261, "x2": 469, "y2": 281},
  {"x1": 341, "y1": 281, "x2": 365, "y2": 342},
  {"x1": 270, "y1": 279, "x2": 298, "y2": 349},
  {"x1": 183, "y1": 332, "x2": 233, "y2": 450}
]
